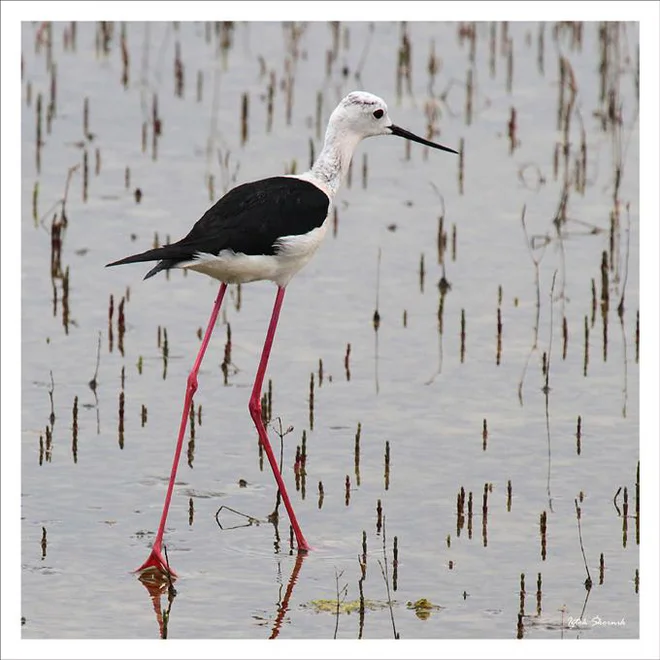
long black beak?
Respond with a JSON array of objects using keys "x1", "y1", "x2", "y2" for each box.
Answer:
[{"x1": 389, "y1": 124, "x2": 459, "y2": 154}]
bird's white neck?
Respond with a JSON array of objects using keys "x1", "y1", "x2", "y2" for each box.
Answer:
[{"x1": 309, "y1": 125, "x2": 362, "y2": 199}]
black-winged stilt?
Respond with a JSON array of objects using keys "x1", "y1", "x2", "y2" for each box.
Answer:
[{"x1": 107, "y1": 91, "x2": 458, "y2": 576}]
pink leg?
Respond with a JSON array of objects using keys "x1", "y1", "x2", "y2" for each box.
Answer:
[
  {"x1": 137, "y1": 282, "x2": 227, "y2": 576},
  {"x1": 248, "y1": 286, "x2": 311, "y2": 552}
]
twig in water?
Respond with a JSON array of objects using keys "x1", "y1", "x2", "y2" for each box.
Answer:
[
  {"x1": 357, "y1": 554, "x2": 366, "y2": 638},
  {"x1": 377, "y1": 517, "x2": 399, "y2": 639},
  {"x1": 215, "y1": 505, "x2": 262, "y2": 530},
  {"x1": 89, "y1": 331, "x2": 101, "y2": 392},
  {"x1": 159, "y1": 545, "x2": 178, "y2": 639},
  {"x1": 425, "y1": 184, "x2": 452, "y2": 386},
  {"x1": 47, "y1": 370, "x2": 56, "y2": 426},
  {"x1": 39, "y1": 164, "x2": 80, "y2": 230},
  {"x1": 373, "y1": 248, "x2": 381, "y2": 394},
  {"x1": 354, "y1": 23, "x2": 375, "y2": 85},
  {"x1": 88, "y1": 331, "x2": 102, "y2": 434},
  {"x1": 544, "y1": 270, "x2": 558, "y2": 394},
  {"x1": 269, "y1": 417, "x2": 294, "y2": 526},
  {"x1": 333, "y1": 569, "x2": 348, "y2": 639},
  {"x1": 517, "y1": 205, "x2": 547, "y2": 404},
  {"x1": 543, "y1": 271, "x2": 558, "y2": 513},
  {"x1": 612, "y1": 486, "x2": 623, "y2": 516},
  {"x1": 574, "y1": 499, "x2": 592, "y2": 591},
  {"x1": 616, "y1": 204, "x2": 632, "y2": 417}
]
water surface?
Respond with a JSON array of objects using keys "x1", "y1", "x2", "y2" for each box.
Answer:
[{"x1": 19, "y1": 20, "x2": 640, "y2": 642}]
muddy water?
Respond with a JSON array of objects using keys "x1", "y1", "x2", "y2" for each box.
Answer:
[{"x1": 19, "y1": 21, "x2": 640, "y2": 641}]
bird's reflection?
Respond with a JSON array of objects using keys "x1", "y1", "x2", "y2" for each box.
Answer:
[
  {"x1": 269, "y1": 551, "x2": 307, "y2": 639},
  {"x1": 137, "y1": 496, "x2": 309, "y2": 640},
  {"x1": 136, "y1": 543, "x2": 308, "y2": 639},
  {"x1": 138, "y1": 566, "x2": 178, "y2": 639}
]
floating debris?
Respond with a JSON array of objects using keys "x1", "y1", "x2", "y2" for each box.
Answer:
[
  {"x1": 507, "y1": 107, "x2": 517, "y2": 153},
  {"x1": 583, "y1": 315, "x2": 590, "y2": 376},
  {"x1": 240, "y1": 92, "x2": 248, "y2": 145},
  {"x1": 82, "y1": 149, "x2": 88, "y2": 202},
  {"x1": 174, "y1": 41, "x2": 184, "y2": 97},
  {"x1": 393, "y1": 536, "x2": 399, "y2": 591},
  {"x1": 117, "y1": 296, "x2": 125, "y2": 357},
  {"x1": 118, "y1": 390, "x2": 125, "y2": 450},
  {"x1": 467, "y1": 491, "x2": 473, "y2": 539},
  {"x1": 540, "y1": 510, "x2": 547, "y2": 560},
  {"x1": 419, "y1": 253, "x2": 425, "y2": 293},
  {"x1": 635, "y1": 460, "x2": 640, "y2": 546},
  {"x1": 161, "y1": 327, "x2": 169, "y2": 380},
  {"x1": 72, "y1": 395, "x2": 78, "y2": 463},
  {"x1": 384, "y1": 441, "x2": 390, "y2": 491},
  {"x1": 108, "y1": 294, "x2": 114, "y2": 352},
  {"x1": 496, "y1": 307, "x2": 503, "y2": 365},
  {"x1": 456, "y1": 486, "x2": 465, "y2": 535},
  {"x1": 622, "y1": 486, "x2": 628, "y2": 548},
  {"x1": 482, "y1": 483, "x2": 489, "y2": 547},
  {"x1": 458, "y1": 138, "x2": 465, "y2": 194},
  {"x1": 220, "y1": 323, "x2": 233, "y2": 384},
  {"x1": 308, "y1": 372, "x2": 314, "y2": 431},
  {"x1": 406, "y1": 598, "x2": 443, "y2": 620},
  {"x1": 120, "y1": 23, "x2": 129, "y2": 88},
  {"x1": 576, "y1": 415, "x2": 582, "y2": 455},
  {"x1": 354, "y1": 422, "x2": 361, "y2": 486}
]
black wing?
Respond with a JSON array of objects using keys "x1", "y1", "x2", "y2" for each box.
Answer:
[{"x1": 106, "y1": 176, "x2": 330, "y2": 278}]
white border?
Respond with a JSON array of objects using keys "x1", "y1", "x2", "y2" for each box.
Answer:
[{"x1": 2, "y1": 2, "x2": 658, "y2": 659}]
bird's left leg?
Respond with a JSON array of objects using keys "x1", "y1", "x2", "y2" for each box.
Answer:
[{"x1": 248, "y1": 286, "x2": 311, "y2": 552}]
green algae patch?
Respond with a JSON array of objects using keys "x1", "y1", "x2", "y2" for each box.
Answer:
[{"x1": 302, "y1": 599, "x2": 393, "y2": 615}]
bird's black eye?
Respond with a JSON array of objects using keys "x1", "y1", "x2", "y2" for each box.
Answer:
[{"x1": 373, "y1": 109, "x2": 384, "y2": 119}]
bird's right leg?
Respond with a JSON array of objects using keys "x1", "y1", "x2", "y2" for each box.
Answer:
[{"x1": 136, "y1": 282, "x2": 228, "y2": 577}]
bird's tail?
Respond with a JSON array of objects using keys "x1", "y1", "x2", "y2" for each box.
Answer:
[{"x1": 106, "y1": 247, "x2": 182, "y2": 280}]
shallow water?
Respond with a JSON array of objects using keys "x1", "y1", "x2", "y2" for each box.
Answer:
[{"x1": 20, "y1": 21, "x2": 640, "y2": 640}]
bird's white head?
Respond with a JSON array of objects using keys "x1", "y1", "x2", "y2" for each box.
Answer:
[
  {"x1": 310, "y1": 90, "x2": 458, "y2": 197},
  {"x1": 329, "y1": 91, "x2": 392, "y2": 140}
]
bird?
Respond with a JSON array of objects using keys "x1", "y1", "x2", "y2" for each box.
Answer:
[{"x1": 107, "y1": 91, "x2": 458, "y2": 577}]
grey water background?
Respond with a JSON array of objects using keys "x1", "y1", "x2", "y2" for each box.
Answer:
[{"x1": 20, "y1": 21, "x2": 639, "y2": 640}]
